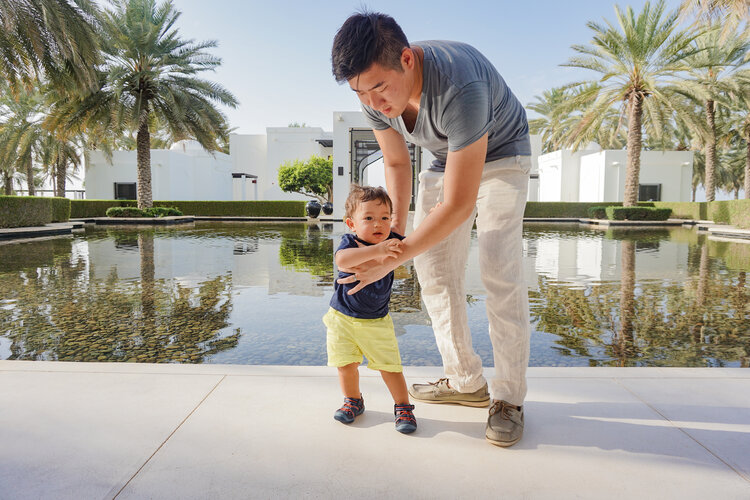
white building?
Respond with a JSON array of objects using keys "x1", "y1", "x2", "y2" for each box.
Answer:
[
  {"x1": 85, "y1": 130, "x2": 332, "y2": 202},
  {"x1": 86, "y1": 140, "x2": 236, "y2": 201},
  {"x1": 538, "y1": 144, "x2": 694, "y2": 203}
]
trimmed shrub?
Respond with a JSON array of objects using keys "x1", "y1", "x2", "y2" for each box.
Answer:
[
  {"x1": 49, "y1": 197, "x2": 71, "y2": 222},
  {"x1": 605, "y1": 206, "x2": 672, "y2": 221},
  {"x1": 106, "y1": 207, "x2": 146, "y2": 217},
  {"x1": 587, "y1": 206, "x2": 608, "y2": 219},
  {"x1": 0, "y1": 196, "x2": 54, "y2": 228},
  {"x1": 143, "y1": 206, "x2": 183, "y2": 217}
]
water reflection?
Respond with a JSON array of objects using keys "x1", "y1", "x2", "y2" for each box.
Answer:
[
  {"x1": 0, "y1": 231, "x2": 237, "y2": 362},
  {"x1": 0, "y1": 222, "x2": 747, "y2": 366},
  {"x1": 527, "y1": 227, "x2": 749, "y2": 367}
]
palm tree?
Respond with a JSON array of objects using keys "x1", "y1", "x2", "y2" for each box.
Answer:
[
  {"x1": 680, "y1": 0, "x2": 750, "y2": 40},
  {"x1": 56, "y1": 0, "x2": 238, "y2": 208},
  {"x1": 0, "y1": 0, "x2": 101, "y2": 91},
  {"x1": 726, "y1": 72, "x2": 750, "y2": 198},
  {"x1": 0, "y1": 84, "x2": 45, "y2": 195},
  {"x1": 673, "y1": 27, "x2": 750, "y2": 201},
  {"x1": 528, "y1": 84, "x2": 626, "y2": 153},
  {"x1": 563, "y1": 1, "x2": 702, "y2": 206}
]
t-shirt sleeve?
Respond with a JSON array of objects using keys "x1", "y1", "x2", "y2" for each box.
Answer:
[
  {"x1": 442, "y1": 81, "x2": 495, "y2": 152},
  {"x1": 361, "y1": 104, "x2": 391, "y2": 131},
  {"x1": 335, "y1": 233, "x2": 359, "y2": 253}
]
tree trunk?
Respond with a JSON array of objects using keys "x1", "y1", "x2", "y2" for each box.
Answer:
[
  {"x1": 616, "y1": 239, "x2": 636, "y2": 366},
  {"x1": 745, "y1": 134, "x2": 750, "y2": 199},
  {"x1": 704, "y1": 100, "x2": 717, "y2": 203},
  {"x1": 25, "y1": 155, "x2": 35, "y2": 196},
  {"x1": 2, "y1": 170, "x2": 13, "y2": 195},
  {"x1": 692, "y1": 184, "x2": 697, "y2": 202},
  {"x1": 136, "y1": 113, "x2": 153, "y2": 209},
  {"x1": 138, "y1": 232, "x2": 156, "y2": 344},
  {"x1": 735, "y1": 188, "x2": 739, "y2": 200},
  {"x1": 56, "y1": 159, "x2": 66, "y2": 197},
  {"x1": 624, "y1": 95, "x2": 643, "y2": 207},
  {"x1": 692, "y1": 240, "x2": 710, "y2": 342}
]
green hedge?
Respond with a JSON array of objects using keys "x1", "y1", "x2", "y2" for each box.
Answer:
[
  {"x1": 605, "y1": 206, "x2": 672, "y2": 221},
  {"x1": 49, "y1": 197, "x2": 71, "y2": 222},
  {"x1": 652, "y1": 202, "x2": 707, "y2": 221},
  {"x1": 524, "y1": 201, "x2": 656, "y2": 218},
  {"x1": 72, "y1": 200, "x2": 305, "y2": 218},
  {"x1": 708, "y1": 199, "x2": 750, "y2": 229},
  {"x1": 71, "y1": 199, "x2": 136, "y2": 218},
  {"x1": 0, "y1": 196, "x2": 67, "y2": 228}
]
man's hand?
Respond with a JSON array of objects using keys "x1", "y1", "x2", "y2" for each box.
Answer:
[{"x1": 336, "y1": 257, "x2": 399, "y2": 295}]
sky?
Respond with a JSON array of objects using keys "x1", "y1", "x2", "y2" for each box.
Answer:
[{"x1": 170, "y1": 0, "x2": 687, "y2": 134}]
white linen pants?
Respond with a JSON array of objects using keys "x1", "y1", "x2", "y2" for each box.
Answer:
[{"x1": 412, "y1": 155, "x2": 531, "y2": 406}]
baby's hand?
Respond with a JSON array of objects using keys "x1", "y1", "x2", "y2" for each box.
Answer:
[
  {"x1": 376, "y1": 238, "x2": 403, "y2": 261},
  {"x1": 430, "y1": 202, "x2": 443, "y2": 214}
]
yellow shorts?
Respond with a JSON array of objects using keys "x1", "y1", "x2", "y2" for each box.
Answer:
[{"x1": 323, "y1": 307, "x2": 403, "y2": 373}]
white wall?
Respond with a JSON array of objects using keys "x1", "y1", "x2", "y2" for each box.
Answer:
[
  {"x1": 550, "y1": 147, "x2": 694, "y2": 203},
  {"x1": 85, "y1": 145, "x2": 232, "y2": 200},
  {"x1": 332, "y1": 111, "x2": 372, "y2": 220},
  {"x1": 263, "y1": 127, "x2": 332, "y2": 202}
]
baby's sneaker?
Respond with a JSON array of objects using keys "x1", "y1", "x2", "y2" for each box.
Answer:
[
  {"x1": 394, "y1": 403, "x2": 417, "y2": 434},
  {"x1": 334, "y1": 396, "x2": 365, "y2": 424}
]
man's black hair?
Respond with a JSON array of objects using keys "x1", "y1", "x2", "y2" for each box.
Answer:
[{"x1": 331, "y1": 11, "x2": 409, "y2": 83}]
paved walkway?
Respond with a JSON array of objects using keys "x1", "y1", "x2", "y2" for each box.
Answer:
[{"x1": 1, "y1": 362, "x2": 748, "y2": 499}]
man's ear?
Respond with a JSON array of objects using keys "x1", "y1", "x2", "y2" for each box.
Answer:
[{"x1": 401, "y1": 47, "x2": 413, "y2": 70}]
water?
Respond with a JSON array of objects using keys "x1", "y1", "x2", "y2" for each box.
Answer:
[{"x1": 0, "y1": 221, "x2": 747, "y2": 367}]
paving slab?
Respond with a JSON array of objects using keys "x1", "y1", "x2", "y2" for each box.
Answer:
[{"x1": 0, "y1": 362, "x2": 748, "y2": 500}]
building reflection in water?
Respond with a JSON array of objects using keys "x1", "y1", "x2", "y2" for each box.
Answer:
[{"x1": 0, "y1": 222, "x2": 746, "y2": 366}]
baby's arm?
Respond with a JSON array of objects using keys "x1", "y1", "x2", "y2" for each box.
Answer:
[{"x1": 336, "y1": 239, "x2": 403, "y2": 270}]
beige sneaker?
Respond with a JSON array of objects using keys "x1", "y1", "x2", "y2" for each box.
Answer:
[
  {"x1": 485, "y1": 400, "x2": 524, "y2": 447},
  {"x1": 408, "y1": 378, "x2": 490, "y2": 407}
]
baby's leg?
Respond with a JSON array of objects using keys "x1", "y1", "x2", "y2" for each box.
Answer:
[
  {"x1": 380, "y1": 370, "x2": 409, "y2": 404},
  {"x1": 338, "y1": 362, "x2": 361, "y2": 398}
]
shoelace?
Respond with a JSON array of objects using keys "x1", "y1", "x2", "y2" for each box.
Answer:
[
  {"x1": 428, "y1": 377, "x2": 450, "y2": 387},
  {"x1": 339, "y1": 397, "x2": 362, "y2": 417},
  {"x1": 489, "y1": 400, "x2": 520, "y2": 419},
  {"x1": 394, "y1": 404, "x2": 416, "y2": 424}
]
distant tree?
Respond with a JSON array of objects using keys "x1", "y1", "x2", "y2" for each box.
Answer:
[
  {"x1": 277, "y1": 155, "x2": 333, "y2": 203},
  {"x1": 287, "y1": 122, "x2": 307, "y2": 127}
]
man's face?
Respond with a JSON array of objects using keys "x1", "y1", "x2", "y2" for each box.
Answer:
[
  {"x1": 346, "y1": 199, "x2": 391, "y2": 244},
  {"x1": 348, "y1": 56, "x2": 411, "y2": 119}
]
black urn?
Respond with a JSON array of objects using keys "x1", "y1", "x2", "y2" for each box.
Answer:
[
  {"x1": 305, "y1": 200, "x2": 321, "y2": 218},
  {"x1": 322, "y1": 202, "x2": 333, "y2": 216}
]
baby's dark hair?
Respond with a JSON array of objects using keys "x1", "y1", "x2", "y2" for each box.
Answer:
[{"x1": 344, "y1": 184, "x2": 392, "y2": 220}]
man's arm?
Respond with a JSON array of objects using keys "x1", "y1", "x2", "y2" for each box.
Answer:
[
  {"x1": 374, "y1": 127, "x2": 412, "y2": 236},
  {"x1": 340, "y1": 134, "x2": 488, "y2": 294}
]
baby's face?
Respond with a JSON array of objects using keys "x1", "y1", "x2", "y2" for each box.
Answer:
[{"x1": 346, "y1": 199, "x2": 391, "y2": 244}]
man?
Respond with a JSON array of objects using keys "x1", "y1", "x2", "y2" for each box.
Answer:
[{"x1": 331, "y1": 11, "x2": 531, "y2": 447}]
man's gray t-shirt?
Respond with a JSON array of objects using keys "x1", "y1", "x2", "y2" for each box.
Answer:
[{"x1": 362, "y1": 40, "x2": 530, "y2": 171}]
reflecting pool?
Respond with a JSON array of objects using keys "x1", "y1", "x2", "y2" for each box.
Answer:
[{"x1": 0, "y1": 222, "x2": 747, "y2": 367}]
